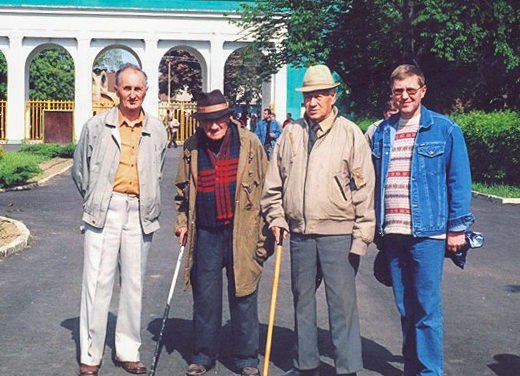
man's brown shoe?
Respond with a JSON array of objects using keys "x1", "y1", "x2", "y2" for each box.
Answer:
[
  {"x1": 79, "y1": 363, "x2": 100, "y2": 376},
  {"x1": 115, "y1": 360, "x2": 147, "y2": 374},
  {"x1": 186, "y1": 363, "x2": 208, "y2": 376}
]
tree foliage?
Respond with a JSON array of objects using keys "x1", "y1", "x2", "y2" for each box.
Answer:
[
  {"x1": 224, "y1": 48, "x2": 264, "y2": 106},
  {"x1": 29, "y1": 47, "x2": 74, "y2": 100},
  {"x1": 158, "y1": 50, "x2": 203, "y2": 100},
  {"x1": 0, "y1": 52, "x2": 7, "y2": 100},
  {"x1": 232, "y1": 0, "x2": 520, "y2": 116},
  {"x1": 94, "y1": 49, "x2": 125, "y2": 71}
]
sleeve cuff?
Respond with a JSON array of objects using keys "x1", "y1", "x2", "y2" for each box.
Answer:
[
  {"x1": 269, "y1": 217, "x2": 290, "y2": 232},
  {"x1": 350, "y1": 237, "x2": 368, "y2": 256},
  {"x1": 448, "y1": 213, "x2": 475, "y2": 232}
]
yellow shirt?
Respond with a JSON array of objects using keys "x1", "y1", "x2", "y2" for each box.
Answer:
[{"x1": 112, "y1": 111, "x2": 144, "y2": 196}]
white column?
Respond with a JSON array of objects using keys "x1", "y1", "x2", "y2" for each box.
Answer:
[
  {"x1": 209, "y1": 39, "x2": 225, "y2": 92},
  {"x1": 6, "y1": 35, "x2": 24, "y2": 143},
  {"x1": 261, "y1": 80, "x2": 272, "y2": 112},
  {"x1": 273, "y1": 64, "x2": 288, "y2": 117},
  {"x1": 142, "y1": 38, "x2": 159, "y2": 117},
  {"x1": 74, "y1": 37, "x2": 92, "y2": 141}
]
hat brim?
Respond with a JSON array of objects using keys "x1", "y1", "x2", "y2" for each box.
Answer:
[
  {"x1": 192, "y1": 107, "x2": 234, "y2": 121},
  {"x1": 295, "y1": 82, "x2": 340, "y2": 93}
]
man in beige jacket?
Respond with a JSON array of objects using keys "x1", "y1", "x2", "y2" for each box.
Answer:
[{"x1": 261, "y1": 65, "x2": 375, "y2": 376}]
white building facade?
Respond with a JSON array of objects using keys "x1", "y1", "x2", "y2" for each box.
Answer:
[{"x1": 0, "y1": 1, "x2": 300, "y2": 144}]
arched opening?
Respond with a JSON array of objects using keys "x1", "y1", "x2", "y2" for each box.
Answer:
[
  {"x1": 0, "y1": 51, "x2": 7, "y2": 141},
  {"x1": 224, "y1": 47, "x2": 264, "y2": 129},
  {"x1": 158, "y1": 48, "x2": 203, "y2": 141},
  {"x1": 92, "y1": 46, "x2": 140, "y2": 115},
  {"x1": 26, "y1": 45, "x2": 75, "y2": 143}
]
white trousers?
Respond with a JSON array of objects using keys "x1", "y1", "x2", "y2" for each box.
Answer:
[{"x1": 79, "y1": 193, "x2": 152, "y2": 365}]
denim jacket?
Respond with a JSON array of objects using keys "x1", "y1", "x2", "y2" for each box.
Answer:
[
  {"x1": 371, "y1": 105, "x2": 474, "y2": 237},
  {"x1": 72, "y1": 107, "x2": 168, "y2": 234},
  {"x1": 255, "y1": 118, "x2": 281, "y2": 147}
]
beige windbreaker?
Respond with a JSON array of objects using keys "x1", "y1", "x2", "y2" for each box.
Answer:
[
  {"x1": 261, "y1": 109, "x2": 376, "y2": 255},
  {"x1": 174, "y1": 121, "x2": 272, "y2": 297}
]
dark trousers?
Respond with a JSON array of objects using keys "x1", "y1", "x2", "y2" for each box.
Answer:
[
  {"x1": 191, "y1": 225, "x2": 259, "y2": 370},
  {"x1": 290, "y1": 233, "x2": 363, "y2": 374}
]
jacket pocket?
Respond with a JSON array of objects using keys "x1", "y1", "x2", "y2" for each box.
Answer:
[
  {"x1": 334, "y1": 174, "x2": 351, "y2": 202},
  {"x1": 241, "y1": 179, "x2": 260, "y2": 210},
  {"x1": 416, "y1": 142, "x2": 445, "y2": 174}
]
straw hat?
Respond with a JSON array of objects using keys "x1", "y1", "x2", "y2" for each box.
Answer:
[
  {"x1": 296, "y1": 64, "x2": 340, "y2": 93},
  {"x1": 193, "y1": 89, "x2": 233, "y2": 120}
]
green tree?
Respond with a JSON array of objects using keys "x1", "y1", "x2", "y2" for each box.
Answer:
[
  {"x1": 224, "y1": 48, "x2": 264, "y2": 106},
  {"x1": 0, "y1": 52, "x2": 7, "y2": 100},
  {"x1": 232, "y1": 0, "x2": 520, "y2": 116},
  {"x1": 29, "y1": 47, "x2": 74, "y2": 100},
  {"x1": 158, "y1": 50, "x2": 203, "y2": 100},
  {"x1": 94, "y1": 49, "x2": 125, "y2": 71}
]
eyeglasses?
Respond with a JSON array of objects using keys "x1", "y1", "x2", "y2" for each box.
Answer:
[
  {"x1": 392, "y1": 86, "x2": 424, "y2": 97},
  {"x1": 199, "y1": 117, "x2": 228, "y2": 127}
]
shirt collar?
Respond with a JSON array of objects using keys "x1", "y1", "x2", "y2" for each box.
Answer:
[
  {"x1": 119, "y1": 109, "x2": 144, "y2": 128},
  {"x1": 311, "y1": 107, "x2": 338, "y2": 134}
]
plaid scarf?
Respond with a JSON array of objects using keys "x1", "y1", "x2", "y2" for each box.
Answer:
[{"x1": 196, "y1": 124, "x2": 240, "y2": 228}]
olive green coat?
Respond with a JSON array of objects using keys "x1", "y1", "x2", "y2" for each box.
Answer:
[{"x1": 174, "y1": 120, "x2": 272, "y2": 297}]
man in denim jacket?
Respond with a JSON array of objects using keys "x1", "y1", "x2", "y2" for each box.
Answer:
[{"x1": 369, "y1": 64, "x2": 474, "y2": 376}]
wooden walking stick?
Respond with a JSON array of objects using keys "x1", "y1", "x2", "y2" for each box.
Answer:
[{"x1": 262, "y1": 238, "x2": 284, "y2": 376}]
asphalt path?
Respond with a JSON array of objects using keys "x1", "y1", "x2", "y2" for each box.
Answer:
[{"x1": 0, "y1": 147, "x2": 519, "y2": 376}]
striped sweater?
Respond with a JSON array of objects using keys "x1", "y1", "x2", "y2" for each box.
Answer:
[{"x1": 383, "y1": 115, "x2": 420, "y2": 235}]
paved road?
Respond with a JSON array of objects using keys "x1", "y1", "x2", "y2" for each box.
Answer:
[{"x1": 1, "y1": 147, "x2": 519, "y2": 376}]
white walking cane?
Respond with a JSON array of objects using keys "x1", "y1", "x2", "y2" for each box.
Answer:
[{"x1": 149, "y1": 246, "x2": 185, "y2": 376}]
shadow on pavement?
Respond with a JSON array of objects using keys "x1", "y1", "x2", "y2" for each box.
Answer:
[
  {"x1": 488, "y1": 354, "x2": 520, "y2": 376},
  {"x1": 147, "y1": 317, "x2": 402, "y2": 376},
  {"x1": 61, "y1": 313, "x2": 117, "y2": 365}
]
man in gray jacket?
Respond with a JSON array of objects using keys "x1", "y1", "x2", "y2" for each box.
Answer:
[
  {"x1": 72, "y1": 64, "x2": 167, "y2": 376},
  {"x1": 261, "y1": 65, "x2": 375, "y2": 376}
]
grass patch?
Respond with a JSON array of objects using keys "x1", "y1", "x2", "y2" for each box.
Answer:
[
  {"x1": 472, "y1": 182, "x2": 520, "y2": 198},
  {"x1": 0, "y1": 152, "x2": 45, "y2": 188},
  {"x1": 19, "y1": 143, "x2": 76, "y2": 159}
]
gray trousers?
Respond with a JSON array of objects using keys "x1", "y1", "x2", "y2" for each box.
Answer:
[
  {"x1": 290, "y1": 233, "x2": 362, "y2": 374},
  {"x1": 80, "y1": 193, "x2": 152, "y2": 365}
]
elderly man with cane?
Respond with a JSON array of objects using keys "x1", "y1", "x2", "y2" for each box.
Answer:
[
  {"x1": 174, "y1": 89, "x2": 271, "y2": 376},
  {"x1": 261, "y1": 64, "x2": 375, "y2": 376}
]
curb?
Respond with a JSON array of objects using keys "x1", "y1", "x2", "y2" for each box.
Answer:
[
  {"x1": 472, "y1": 191, "x2": 520, "y2": 205},
  {"x1": 0, "y1": 216, "x2": 31, "y2": 259},
  {"x1": 0, "y1": 159, "x2": 72, "y2": 193}
]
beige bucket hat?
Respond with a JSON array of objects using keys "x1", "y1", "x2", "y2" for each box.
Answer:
[{"x1": 296, "y1": 64, "x2": 340, "y2": 92}]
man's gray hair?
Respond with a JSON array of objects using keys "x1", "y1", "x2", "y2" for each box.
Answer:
[{"x1": 115, "y1": 63, "x2": 148, "y2": 86}]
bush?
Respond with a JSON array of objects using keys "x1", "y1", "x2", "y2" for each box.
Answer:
[
  {"x1": 0, "y1": 152, "x2": 43, "y2": 188},
  {"x1": 356, "y1": 118, "x2": 379, "y2": 133},
  {"x1": 0, "y1": 145, "x2": 4, "y2": 161},
  {"x1": 19, "y1": 143, "x2": 76, "y2": 159},
  {"x1": 454, "y1": 111, "x2": 520, "y2": 185}
]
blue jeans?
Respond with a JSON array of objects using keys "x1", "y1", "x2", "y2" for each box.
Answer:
[
  {"x1": 383, "y1": 235, "x2": 445, "y2": 376},
  {"x1": 290, "y1": 233, "x2": 362, "y2": 374},
  {"x1": 191, "y1": 225, "x2": 259, "y2": 371}
]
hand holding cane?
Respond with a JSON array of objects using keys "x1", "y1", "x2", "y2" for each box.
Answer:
[
  {"x1": 262, "y1": 232, "x2": 284, "y2": 376},
  {"x1": 149, "y1": 245, "x2": 185, "y2": 376}
]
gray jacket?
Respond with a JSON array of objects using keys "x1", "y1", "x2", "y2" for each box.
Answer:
[{"x1": 72, "y1": 107, "x2": 168, "y2": 234}]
